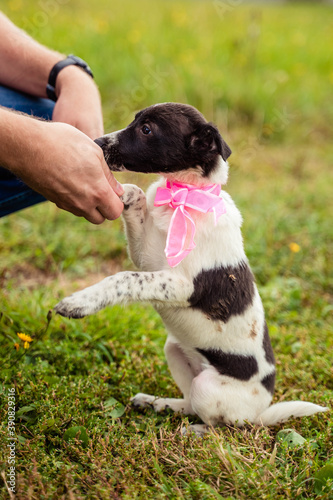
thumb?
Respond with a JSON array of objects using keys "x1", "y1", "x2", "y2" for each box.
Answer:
[{"x1": 102, "y1": 159, "x2": 124, "y2": 197}]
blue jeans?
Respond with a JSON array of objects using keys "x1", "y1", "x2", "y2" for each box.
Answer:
[{"x1": 0, "y1": 85, "x2": 55, "y2": 217}]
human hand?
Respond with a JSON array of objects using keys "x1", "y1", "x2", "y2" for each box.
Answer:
[
  {"x1": 2, "y1": 114, "x2": 124, "y2": 223},
  {"x1": 52, "y1": 65, "x2": 104, "y2": 139},
  {"x1": 35, "y1": 122, "x2": 124, "y2": 223}
]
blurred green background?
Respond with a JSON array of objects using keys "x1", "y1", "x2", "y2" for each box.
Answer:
[{"x1": 0, "y1": 0, "x2": 332, "y2": 285}]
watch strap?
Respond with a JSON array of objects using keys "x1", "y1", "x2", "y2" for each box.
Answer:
[{"x1": 46, "y1": 54, "x2": 94, "y2": 102}]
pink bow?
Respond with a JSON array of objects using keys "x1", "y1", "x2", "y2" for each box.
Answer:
[{"x1": 154, "y1": 180, "x2": 226, "y2": 267}]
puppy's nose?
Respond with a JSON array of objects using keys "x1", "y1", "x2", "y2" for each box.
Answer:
[{"x1": 94, "y1": 136, "x2": 108, "y2": 149}]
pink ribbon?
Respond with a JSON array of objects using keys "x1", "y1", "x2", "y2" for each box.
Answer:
[{"x1": 154, "y1": 180, "x2": 226, "y2": 267}]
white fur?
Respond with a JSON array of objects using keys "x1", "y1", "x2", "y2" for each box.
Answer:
[
  {"x1": 256, "y1": 401, "x2": 328, "y2": 426},
  {"x1": 55, "y1": 134, "x2": 328, "y2": 429}
]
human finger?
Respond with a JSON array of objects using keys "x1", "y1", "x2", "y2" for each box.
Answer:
[
  {"x1": 96, "y1": 189, "x2": 124, "y2": 221},
  {"x1": 84, "y1": 207, "x2": 106, "y2": 225},
  {"x1": 100, "y1": 157, "x2": 124, "y2": 196}
]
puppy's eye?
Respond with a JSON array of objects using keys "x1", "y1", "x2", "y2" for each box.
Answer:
[{"x1": 141, "y1": 124, "x2": 151, "y2": 135}]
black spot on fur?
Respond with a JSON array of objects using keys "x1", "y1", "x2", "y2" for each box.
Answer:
[
  {"x1": 263, "y1": 322, "x2": 275, "y2": 365},
  {"x1": 189, "y1": 262, "x2": 255, "y2": 322},
  {"x1": 261, "y1": 372, "x2": 276, "y2": 394},
  {"x1": 197, "y1": 348, "x2": 259, "y2": 381}
]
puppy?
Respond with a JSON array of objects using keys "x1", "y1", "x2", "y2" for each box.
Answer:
[{"x1": 55, "y1": 103, "x2": 327, "y2": 429}]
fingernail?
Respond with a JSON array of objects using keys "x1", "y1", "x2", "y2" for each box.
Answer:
[{"x1": 115, "y1": 181, "x2": 124, "y2": 196}]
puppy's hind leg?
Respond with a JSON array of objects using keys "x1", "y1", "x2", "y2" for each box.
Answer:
[
  {"x1": 190, "y1": 369, "x2": 272, "y2": 427},
  {"x1": 131, "y1": 339, "x2": 196, "y2": 416},
  {"x1": 164, "y1": 339, "x2": 196, "y2": 399}
]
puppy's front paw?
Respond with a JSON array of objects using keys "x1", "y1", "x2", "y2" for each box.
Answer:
[
  {"x1": 54, "y1": 289, "x2": 99, "y2": 318},
  {"x1": 121, "y1": 184, "x2": 145, "y2": 209}
]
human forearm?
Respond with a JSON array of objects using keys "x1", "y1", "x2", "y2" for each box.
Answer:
[
  {"x1": 0, "y1": 13, "x2": 104, "y2": 139},
  {"x1": 0, "y1": 12, "x2": 63, "y2": 97},
  {"x1": 0, "y1": 107, "x2": 43, "y2": 175}
]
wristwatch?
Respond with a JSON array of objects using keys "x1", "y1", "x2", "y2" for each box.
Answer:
[{"x1": 46, "y1": 54, "x2": 94, "y2": 102}]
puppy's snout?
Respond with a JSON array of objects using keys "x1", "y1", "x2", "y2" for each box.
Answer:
[
  {"x1": 94, "y1": 136, "x2": 108, "y2": 150},
  {"x1": 94, "y1": 133, "x2": 124, "y2": 171}
]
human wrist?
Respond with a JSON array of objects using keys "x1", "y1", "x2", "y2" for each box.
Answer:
[
  {"x1": 48, "y1": 56, "x2": 95, "y2": 101},
  {"x1": 55, "y1": 64, "x2": 93, "y2": 96}
]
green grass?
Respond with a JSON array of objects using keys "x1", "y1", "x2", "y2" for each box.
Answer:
[{"x1": 1, "y1": 1, "x2": 333, "y2": 498}]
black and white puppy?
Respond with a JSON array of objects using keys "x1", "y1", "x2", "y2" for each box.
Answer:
[{"x1": 55, "y1": 103, "x2": 327, "y2": 429}]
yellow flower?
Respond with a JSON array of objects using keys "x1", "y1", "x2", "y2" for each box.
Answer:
[
  {"x1": 14, "y1": 342, "x2": 20, "y2": 351},
  {"x1": 8, "y1": 0, "x2": 22, "y2": 11},
  {"x1": 179, "y1": 51, "x2": 195, "y2": 65},
  {"x1": 289, "y1": 242, "x2": 301, "y2": 253},
  {"x1": 97, "y1": 19, "x2": 108, "y2": 35},
  {"x1": 23, "y1": 341, "x2": 30, "y2": 349},
  {"x1": 128, "y1": 29, "x2": 142, "y2": 45},
  {"x1": 17, "y1": 332, "x2": 33, "y2": 343},
  {"x1": 171, "y1": 9, "x2": 188, "y2": 27}
]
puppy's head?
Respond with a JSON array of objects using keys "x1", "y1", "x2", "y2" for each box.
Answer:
[{"x1": 95, "y1": 103, "x2": 231, "y2": 184}]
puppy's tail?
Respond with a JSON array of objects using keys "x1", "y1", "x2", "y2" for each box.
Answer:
[{"x1": 255, "y1": 401, "x2": 328, "y2": 426}]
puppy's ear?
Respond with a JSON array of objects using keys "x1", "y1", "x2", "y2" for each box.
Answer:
[{"x1": 190, "y1": 124, "x2": 232, "y2": 161}]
